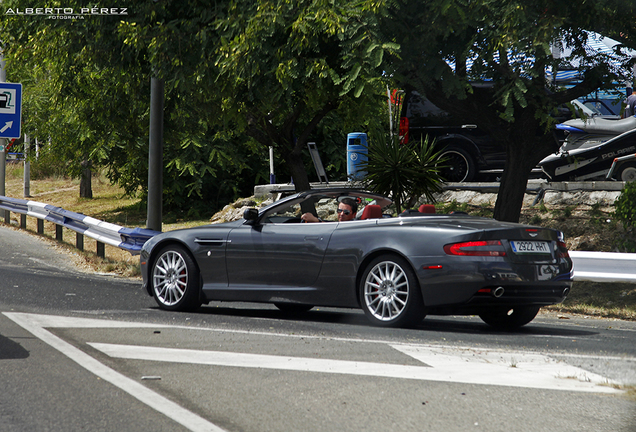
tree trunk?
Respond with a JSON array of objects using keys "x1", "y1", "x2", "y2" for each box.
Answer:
[
  {"x1": 493, "y1": 129, "x2": 555, "y2": 222},
  {"x1": 493, "y1": 147, "x2": 533, "y2": 222},
  {"x1": 286, "y1": 148, "x2": 311, "y2": 193},
  {"x1": 80, "y1": 160, "x2": 93, "y2": 199}
]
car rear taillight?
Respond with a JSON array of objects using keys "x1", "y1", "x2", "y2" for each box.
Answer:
[
  {"x1": 557, "y1": 241, "x2": 570, "y2": 259},
  {"x1": 444, "y1": 240, "x2": 506, "y2": 257},
  {"x1": 399, "y1": 117, "x2": 409, "y2": 143}
]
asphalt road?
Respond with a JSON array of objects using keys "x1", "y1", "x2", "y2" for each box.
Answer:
[{"x1": 1, "y1": 225, "x2": 635, "y2": 432}]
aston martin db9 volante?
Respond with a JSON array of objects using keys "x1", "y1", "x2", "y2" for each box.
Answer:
[{"x1": 140, "y1": 189, "x2": 572, "y2": 329}]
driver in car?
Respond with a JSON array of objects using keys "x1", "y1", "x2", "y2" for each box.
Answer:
[{"x1": 301, "y1": 198, "x2": 357, "y2": 222}]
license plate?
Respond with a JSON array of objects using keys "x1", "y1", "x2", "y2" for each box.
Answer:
[{"x1": 510, "y1": 240, "x2": 550, "y2": 254}]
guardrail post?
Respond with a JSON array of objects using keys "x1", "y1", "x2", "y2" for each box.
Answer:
[
  {"x1": 37, "y1": 219, "x2": 43, "y2": 234},
  {"x1": 20, "y1": 214, "x2": 26, "y2": 229},
  {"x1": 96, "y1": 241, "x2": 105, "y2": 258},
  {"x1": 76, "y1": 232, "x2": 83, "y2": 251},
  {"x1": 4, "y1": 210, "x2": 9, "y2": 224},
  {"x1": 55, "y1": 224, "x2": 63, "y2": 242}
]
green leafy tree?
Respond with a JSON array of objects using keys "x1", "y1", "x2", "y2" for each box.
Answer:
[
  {"x1": 2, "y1": 0, "x2": 392, "y2": 213},
  {"x1": 1, "y1": 0, "x2": 266, "y2": 213},
  {"x1": 380, "y1": 0, "x2": 636, "y2": 222},
  {"x1": 213, "y1": 0, "x2": 396, "y2": 193}
]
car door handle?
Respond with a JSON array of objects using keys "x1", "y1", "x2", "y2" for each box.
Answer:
[
  {"x1": 304, "y1": 236, "x2": 323, "y2": 241},
  {"x1": 462, "y1": 124, "x2": 477, "y2": 129}
]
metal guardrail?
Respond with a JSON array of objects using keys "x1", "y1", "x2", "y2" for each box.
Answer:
[
  {"x1": 569, "y1": 251, "x2": 636, "y2": 283},
  {"x1": 0, "y1": 195, "x2": 160, "y2": 255}
]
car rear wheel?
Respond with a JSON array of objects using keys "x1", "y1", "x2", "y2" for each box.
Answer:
[
  {"x1": 478, "y1": 306, "x2": 540, "y2": 330},
  {"x1": 617, "y1": 162, "x2": 636, "y2": 182},
  {"x1": 152, "y1": 245, "x2": 201, "y2": 311},
  {"x1": 439, "y1": 146, "x2": 475, "y2": 182},
  {"x1": 360, "y1": 255, "x2": 425, "y2": 328}
]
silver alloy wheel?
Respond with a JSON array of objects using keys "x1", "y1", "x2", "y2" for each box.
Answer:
[
  {"x1": 363, "y1": 260, "x2": 410, "y2": 321},
  {"x1": 153, "y1": 250, "x2": 189, "y2": 306}
]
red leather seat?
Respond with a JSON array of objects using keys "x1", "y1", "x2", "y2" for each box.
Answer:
[
  {"x1": 419, "y1": 204, "x2": 436, "y2": 214},
  {"x1": 360, "y1": 204, "x2": 382, "y2": 220}
]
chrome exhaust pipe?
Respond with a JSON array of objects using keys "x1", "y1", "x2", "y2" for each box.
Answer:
[
  {"x1": 562, "y1": 287, "x2": 570, "y2": 297},
  {"x1": 492, "y1": 286, "x2": 505, "y2": 298}
]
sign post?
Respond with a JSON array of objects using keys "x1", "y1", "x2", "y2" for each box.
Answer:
[
  {"x1": 0, "y1": 60, "x2": 23, "y2": 220},
  {"x1": 0, "y1": 82, "x2": 22, "y2": 139},
  {"x1": 0, "y1": 56, "x2": 23, "y2": 220}
]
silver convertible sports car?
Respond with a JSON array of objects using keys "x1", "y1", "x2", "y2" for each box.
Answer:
[{"x1": 140, "y1": 189, "x2": 573, "y2": 329}]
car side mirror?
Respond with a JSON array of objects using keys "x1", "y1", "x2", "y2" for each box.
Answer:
[{"x1": 243, "y1": 208, "x2": 259, "y2": 224}]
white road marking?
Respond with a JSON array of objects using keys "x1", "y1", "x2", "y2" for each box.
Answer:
[
  {"x1": 3, "y1": 309, "x2": 624, "y2": 432},
  {"x1": 3, "y1": 312, "x2": 225, "y2": 432},
  {"x1": 88, "y1": 341, "x2": 620, "y2": 393},
  {"x1": 391, "y1": 344, "x2": 618, "y2": 391}
]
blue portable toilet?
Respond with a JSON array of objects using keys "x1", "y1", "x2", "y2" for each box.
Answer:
[{"x1": 346, "y1": 133, "x2": 368, "y2": 180}]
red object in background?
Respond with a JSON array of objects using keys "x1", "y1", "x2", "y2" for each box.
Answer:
[
  {"x1": 398, "y1": 117, "x2": 409, "y2": 143},
  {"x1": 390, "y1": 89, "x2": 401, "y2": 105}
]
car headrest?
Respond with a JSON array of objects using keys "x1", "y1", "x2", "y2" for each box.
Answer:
[
  {"x1": 360, "y1": 204, "x2": 382, "y2": 220},
  {"x1": 418, "y1": 204, "x2": 436, "y2": 214}
]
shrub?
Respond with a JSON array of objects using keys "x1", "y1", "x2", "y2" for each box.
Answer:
[
  {"x1": 359, "y1": 134, "x2": 446, "y2": 214},
  {"x1": 614, "y1": 182, "x2": 636, "y2": 251}
]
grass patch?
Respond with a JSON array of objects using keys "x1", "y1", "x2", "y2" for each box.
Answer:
[
  {"x1": 3, "y1": 166, "x2": 211, "y2": 278},
  {"x1": 547, "y1": 281, "x2": 636, "y2": 320}
]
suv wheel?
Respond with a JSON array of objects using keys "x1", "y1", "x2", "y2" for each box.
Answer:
[{"x1": 439, "y1": 146, "x2": 475, "y2": 182}]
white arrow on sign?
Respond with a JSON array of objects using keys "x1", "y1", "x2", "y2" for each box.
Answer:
[{"x1": 0, "y1": 121, "x2": 13, "y2": 133}]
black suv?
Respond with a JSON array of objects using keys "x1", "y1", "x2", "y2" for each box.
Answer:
[
  {"x1": 399, "y1": 91, "x2": 505, "y2": 182},
  {"x1": 399, "y1": 91, "x2": 585, "y2": 182}
]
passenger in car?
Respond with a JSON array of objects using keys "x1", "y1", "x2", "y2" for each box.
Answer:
[
  {"x1": 302, "y1": 198, "x2": 358, "y2": 222},
  {"x1": 625, "y1": 84, "x2": 636, "y2": 118}
]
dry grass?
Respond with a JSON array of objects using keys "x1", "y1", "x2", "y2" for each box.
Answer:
[{"x1": 3, "y1": 164, "x2": 210, "y2": 278}]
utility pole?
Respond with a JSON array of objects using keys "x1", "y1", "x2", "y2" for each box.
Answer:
[
  {"x1": 0, "y1": 50, "x2": 6, "y2": 201},
  {"x1": 146, "y1": 77, "x2": 164, "y2": 232},
  {"x1": 24, "y1": 134, "x2": 30, "y2": 197}
]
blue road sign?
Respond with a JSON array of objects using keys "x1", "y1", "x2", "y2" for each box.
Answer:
[{"x1": 0, "y1": 83, "x2": 22, "y2": 139}]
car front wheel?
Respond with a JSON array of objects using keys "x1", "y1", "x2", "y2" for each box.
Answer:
[
  {"x1": 360, "y1": 255, "x2": 425, "y2": 328},
  {"x1": 478, "y1": 306, "x2": 540, "y2": 330},
  {"x1": 151, "y1": 245, "x2": 201, "y2": 311}
]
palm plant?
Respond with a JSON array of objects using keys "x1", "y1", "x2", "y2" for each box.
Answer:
[{"x1": 359, "y1": 134, "x2": 446, "y2": 214}]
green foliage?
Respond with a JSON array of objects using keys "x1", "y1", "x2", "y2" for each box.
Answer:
[
  {"x1": 360, "y1": 135, "x2": 446, "y2": 214},
  {"x1": 615, "y1": 182, "x2": 636, "y2": 230},
  {"x1": 551, "y1": 205, "x2": 575, "y2": 221},
  {"x1": 440, "y1": 200, "x2": 470, "y2": 214},
  {"x1": 473, "y1": 202, "x2": 494, "y2": 218},
  {"x1": 213, "y1": 0, "x2": 394, "y2": 191},
  {"x1": 29, "y1": 151, "x2": 70, "y2": 180},
  {"x1": 614, "y1": 182, "x2": 636, "y2": 251},
  {"x1": 529, "y1": 214, "x2": 543, "y2": 225},
  {"x1": 1, "y1": 0, "x2": 392, "y2": 213}
]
